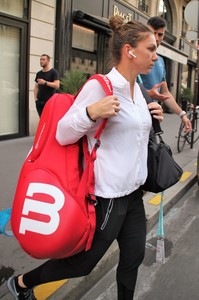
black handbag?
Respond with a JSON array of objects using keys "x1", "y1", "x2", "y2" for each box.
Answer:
[{"x1": 139, "y1": 84, "x2": 183, "y2": 193}]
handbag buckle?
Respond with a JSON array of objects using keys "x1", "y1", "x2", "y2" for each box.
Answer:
[{"x1": 87, "y1": 194, "x2": 98, "y2": 206}]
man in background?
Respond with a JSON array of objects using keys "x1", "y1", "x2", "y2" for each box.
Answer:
[
  {"x1": 34, "y1": 54, "x2": 60, "y2": 117},
  {"x1": 138, "y1": 16, "x2": 191, "y2": 132}
]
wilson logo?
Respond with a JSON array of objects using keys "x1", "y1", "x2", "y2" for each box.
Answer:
[
  {"x1": 98, "y1": 74, "x2": 112, "y2": 94},
  {"x1": 19, "y1": 183, "x2": 64, "y2": 235}
]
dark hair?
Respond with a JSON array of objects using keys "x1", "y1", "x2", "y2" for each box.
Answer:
[
  {"x1": 147, "y1": 16, "x2": 167, "y2": 30},
  {"x1": 41, "y1": 54, "x2": 50, "y2": 61},
  {"x1": 109, "y1": 15, "x2": 153, "y2": 65}
]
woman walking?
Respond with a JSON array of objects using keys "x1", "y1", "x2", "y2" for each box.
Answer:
[{"x1": 7, "y1": 15, "x2": 163, "y2": 300}]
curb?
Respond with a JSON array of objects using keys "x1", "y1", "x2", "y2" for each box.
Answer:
[{"x1": 49, "y1": 158, "x2": 197, "y2": 300}]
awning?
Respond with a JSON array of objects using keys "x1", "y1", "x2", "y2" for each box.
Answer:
[{"x1": 157, "y1": 42, "x2": 188, "y2": 65}]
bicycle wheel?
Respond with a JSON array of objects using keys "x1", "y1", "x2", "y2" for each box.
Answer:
[
  {"x1": 177, "y1": 122, "x2": 187, "y2": 152},
  {"x1": 186, "y1": 112, "x2": 199, "y2": 144}
]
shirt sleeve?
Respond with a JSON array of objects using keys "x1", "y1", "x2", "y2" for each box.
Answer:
[
  {"x1": 56, "y1": 79, "x2": 106, "y2": 145},
  {"x1": 160, "y1": 56, "x2": 166, "y2": 81},
  {"x1": 53, "y1": 69, "x2": 60, "y2": 80},
  {"x1": 35, "y1": 72, "x2": 39, "y2": 83}
]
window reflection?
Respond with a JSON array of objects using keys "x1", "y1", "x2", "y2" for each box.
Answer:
[
  {"x1": 72, "y1": 24, "x2": 95, "y2": 52},
  {"x1": 0, "y1": 25, "x2": 19, "y2": 135},
  {"x1": 0, "y1": 0, "x2": 27, "y2": 18},
  {"x1": 157, "y1": 0, "x2": 172, "y2": 33}
]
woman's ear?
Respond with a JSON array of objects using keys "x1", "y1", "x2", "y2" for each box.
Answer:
[{"x1": 124, "y1": 44, "x2": 136, "y2": 59}]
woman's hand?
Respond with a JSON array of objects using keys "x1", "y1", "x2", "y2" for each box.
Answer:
[
  {"x1": 86, "y1": 96, "x2": 120, "y2": 121},
  {"x1": 148, "y1": 102, "x2": 163, "y2": 122}
]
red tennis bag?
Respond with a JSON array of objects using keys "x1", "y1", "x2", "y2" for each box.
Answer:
[{"x1": 11, "y1": 74, "x2": 112, "y2": 259}]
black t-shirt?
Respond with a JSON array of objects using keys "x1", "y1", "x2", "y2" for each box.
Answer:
[{"x1": 35, "y1": 68, "x2": 59, "y2": 103}]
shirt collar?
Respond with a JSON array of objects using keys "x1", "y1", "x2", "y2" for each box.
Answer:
[{"x1": 106, "y1": 67, "x2": 132, "y2": 99}]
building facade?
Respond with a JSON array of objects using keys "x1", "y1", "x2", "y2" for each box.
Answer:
[{"x1": 0, "y1": 0, "x2": 197, "y2": 140}]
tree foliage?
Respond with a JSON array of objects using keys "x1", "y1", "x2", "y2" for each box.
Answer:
[{"x1": 60, "y1": 70, "x2": 87, "y2": 95}]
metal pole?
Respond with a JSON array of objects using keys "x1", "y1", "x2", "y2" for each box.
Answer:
[{"x1": 190, "y1": 3, "x2": 199, "y2": 149}]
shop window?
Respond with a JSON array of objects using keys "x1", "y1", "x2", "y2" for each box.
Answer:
[
  {"x1": 181, "y1": 65, "x2": 188, "y2": 89},
  {"x1": 138, "y1": 0, "x2": 149, "y2": 14},
  {"x1": 157, "y1": 0, "x2": 172, "y2": 33},
  {"x1": 72, "y1": 24, "x2": 98, "y2": 76},
  {"x1": 72, "y1": 24, "x2": 96, "y2": 52},
  {"x1": 0, "y1": 25, "x2": 20, "y2": 135},
  {"x1": 0, "y1": 0, "x2": 28, "y2": 18}
]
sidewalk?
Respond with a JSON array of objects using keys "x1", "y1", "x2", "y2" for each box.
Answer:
[
  {"x1": 50, "y1": 153, "x2": 197, "y2": 300},
  {"x1": 0, "y1": 114, "x2": 198, "y2": 300}
]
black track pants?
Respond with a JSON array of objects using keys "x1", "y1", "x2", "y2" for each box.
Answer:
[{"x1": 23, "y1": 189, "x2": 146, "y2": 299}]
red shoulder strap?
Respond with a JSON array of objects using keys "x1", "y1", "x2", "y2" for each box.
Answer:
[
  {"x1": 88, "y1": 74, "x2": 113, "y2": 139},
  {"x1": 77, "y1": 74, "x2": 113, "y2": 251},
  {"x1": 74, "y1": 73, "x2": 112, "y2": 140}
]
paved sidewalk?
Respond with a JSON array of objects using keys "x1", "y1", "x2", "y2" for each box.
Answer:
[
  {"x1": 0, "y1": 114, "x2": 198, "y2": 300},
  {"x1": 50, "y1": 155, "x2": 197, "y2": 300}
]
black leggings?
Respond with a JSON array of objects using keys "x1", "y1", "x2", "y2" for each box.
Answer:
[{"x1": 23, "y1": 189, "x2": 146, "y2": 299}]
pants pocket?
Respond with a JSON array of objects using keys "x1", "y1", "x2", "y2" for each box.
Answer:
[{"x1": 96, "y1": 197, "x2": 128, "y2": 241}]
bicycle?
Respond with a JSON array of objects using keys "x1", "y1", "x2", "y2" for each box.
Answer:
[{"x1": 177, "y1": 103, "x2": 199, "y2": 152}]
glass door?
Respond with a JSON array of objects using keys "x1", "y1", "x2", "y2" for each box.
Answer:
[
  {"x1": 0, "y1": 24, "x2": 20, "y2": 135},
  {"x1": 0, "y1": 15, "x2": 27, "y2": 139}
]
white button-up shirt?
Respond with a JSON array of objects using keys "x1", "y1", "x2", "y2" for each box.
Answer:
[{"x1": 56, "y1": 67, "x2": 152, "y2": 198}]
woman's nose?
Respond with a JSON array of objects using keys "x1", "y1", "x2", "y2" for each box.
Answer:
[{"x1": 153, "y1": 52, "x2": 158, "y2": 61}]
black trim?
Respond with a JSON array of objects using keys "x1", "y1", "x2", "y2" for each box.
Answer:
[
  {"x1": 164, "y1": 31, "x2": 176, "y2": 45},
  {"x1": 73, "y1": 10, "x2": 112, "y2": 33},
  {"x1": 55, "y1": 0, "x2": 73, "y2": 77}
]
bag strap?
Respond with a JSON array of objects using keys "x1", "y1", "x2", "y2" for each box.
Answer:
[
  {"x1": 77, "y1": 74, "x2": 113, "y2": 199},
  {"x1": 76, "y1": 74, "x2": 113, "y2": 251},
  {"x1": 75, "y1": 74, "x2": 112, "y2": 140},
  {"x1": 89, "y1": 74, "x2": 112, "y2": 139},
  {"x1": 83, "y1": 74, "x2": 113, "y2": 145},
  {"x1": 139, "y1": 83, "x2": 163, "y2": 136}
]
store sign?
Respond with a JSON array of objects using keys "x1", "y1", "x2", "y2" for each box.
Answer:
[{"x1": 113, "y1": 5, "x2": 132, "y2": 23}]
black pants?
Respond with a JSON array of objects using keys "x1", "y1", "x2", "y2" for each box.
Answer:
[
  {"x1": 23, "y1": 189, "x2": 146, "y2": 299},
  {"x1": 35, "y1": 100, "x2": 45, "y2": 117}
]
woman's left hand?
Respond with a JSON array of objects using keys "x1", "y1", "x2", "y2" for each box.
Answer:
[{"x1": 147, "y1": 102, "x2": 163, "y2": 122}]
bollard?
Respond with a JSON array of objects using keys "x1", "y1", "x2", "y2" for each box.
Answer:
[{"x1": 0, "y1": 208, "x2": 13, "y2": 236}]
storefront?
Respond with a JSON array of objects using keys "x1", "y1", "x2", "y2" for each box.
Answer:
[
  {"x1": 55, "y1": 0, "x2": 193, "y2": 105},
  {"x1": 55, "y1": 0, "x2": 150, "y2": 77},
  {"x1": 0, "y1": 0, "x2": 197, "y2": 140},
  {"x1": 0, "y1": 0, "x2": 29, "y2": 140}
]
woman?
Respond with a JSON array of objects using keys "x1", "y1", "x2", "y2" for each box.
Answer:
[{"x1": 7, "y1": 16, "x2": 163, "y2": 300}]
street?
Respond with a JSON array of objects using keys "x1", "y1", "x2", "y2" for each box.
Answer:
[
  {"x1": 80, "y1": 182, "x2": 199, "y2": 300},
  {"x1": 0, "y1": 113, "x2": 198, "y2": 299}
]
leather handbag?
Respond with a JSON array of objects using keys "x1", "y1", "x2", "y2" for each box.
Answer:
[
  {"x1": 141, "y1": 132, "x2": 183, "y2": 193},
  {"x1": 139, "y1": 84, "x2": 183, "y2": 193}
]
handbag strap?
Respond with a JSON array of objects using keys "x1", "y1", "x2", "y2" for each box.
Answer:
[{"x1": 138, "y1": 82, "x2": 163, "y2": 136}]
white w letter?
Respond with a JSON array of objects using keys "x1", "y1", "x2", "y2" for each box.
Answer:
[{"x1": 19, "y1": 183, "x2": 65, "y2": 235}]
